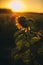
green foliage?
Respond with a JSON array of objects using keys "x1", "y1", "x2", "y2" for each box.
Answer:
[{"x1": 11, "y1": 17, "x2": 43, "y2": 64}]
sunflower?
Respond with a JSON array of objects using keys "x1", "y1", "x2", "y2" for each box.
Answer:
[{"x1": 15, "y1": 16, "x2": 30, "y2": 32}]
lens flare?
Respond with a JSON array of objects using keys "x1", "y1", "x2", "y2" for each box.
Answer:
[{"x1": 9, "y1": 1, "x2": 25, "y2": 12}]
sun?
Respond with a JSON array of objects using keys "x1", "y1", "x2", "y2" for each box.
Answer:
[{"x1": 9, "y1": 1, "x2": 25, "y2": 12}]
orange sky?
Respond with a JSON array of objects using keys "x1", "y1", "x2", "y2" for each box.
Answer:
[{"x1": 0, "y1": 0, "x2": 43, "y2": 13}]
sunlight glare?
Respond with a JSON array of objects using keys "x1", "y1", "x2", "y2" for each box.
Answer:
[{"x1": 9, "y1": 1, "x2": 25, "y2": 12}]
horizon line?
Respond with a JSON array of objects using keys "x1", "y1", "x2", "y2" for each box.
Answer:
[{"x1": 0, "y1": 8, "x2": 43, "y2": 14}]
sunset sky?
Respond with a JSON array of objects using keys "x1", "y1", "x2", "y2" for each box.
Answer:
[{"x1": 0, "y1": 0, "x2": 43, "y2": 13}]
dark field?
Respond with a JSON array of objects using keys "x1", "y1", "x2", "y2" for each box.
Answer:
[{"x1": 0, "y1": 11, "x2": 43, "y2": 65}]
